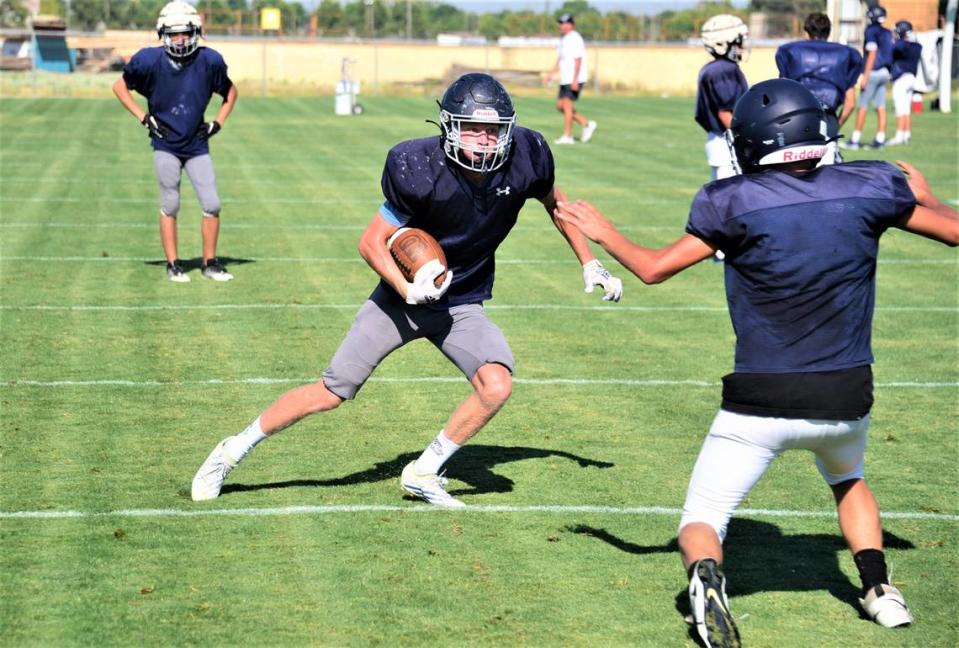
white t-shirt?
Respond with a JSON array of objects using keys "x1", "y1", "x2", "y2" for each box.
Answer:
[{"x1": 558, "y1": 31, "x2": 588, "y2": 85}]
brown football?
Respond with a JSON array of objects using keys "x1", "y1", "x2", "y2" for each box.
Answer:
[{"x1": 388, "y1": 228, "x2": 449, "y2": 287}]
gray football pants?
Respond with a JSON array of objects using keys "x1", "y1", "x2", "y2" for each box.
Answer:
[{"x1": 153, "y1": 150, "x2": 221, "y2": 217}]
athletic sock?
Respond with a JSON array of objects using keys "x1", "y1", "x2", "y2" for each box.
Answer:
[
  {"x1": 853, "y1": 548, "x2": 889, "y2": 593},
  {"x1": 851, "y1": 130, "x2": 862, "y2": 144},
  {"x1": 414, "y1": 430, "x2": 461, "y2": 474},
  {"x1": 875, "y1": 132, "x2": 886, "y2": 144},
  {"x1": 223, "y1": 416, "x2": 268, "y2": 461}
]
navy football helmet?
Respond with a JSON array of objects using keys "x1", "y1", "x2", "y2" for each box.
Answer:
[
  {"x1": 727, "y1": 79, "x2": 828, "y2": 174},
  {"x1": 866, "y1": 4, "x2": 887, "y2": 24},
  {"x1": 895, "y1": 20, "x2": 913, "y2": 39},
  {"x1": 438, "y1": 73, "x2": 516, "y2": 173}
]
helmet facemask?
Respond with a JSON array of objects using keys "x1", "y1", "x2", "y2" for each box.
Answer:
[
  {"x1": 161, "y1": 25, "x2": 201, "y2": 58},
  {"x1": 440, "y1": 108, "x2": 515, "y2": 173}
]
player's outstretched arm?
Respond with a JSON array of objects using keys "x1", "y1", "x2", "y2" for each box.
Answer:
[
  {"x1": 555, "y1": 199, "x2": 714, "y2": 284},
  {"x1": 896, "y1": 161, "x2": 959, "y2": 246}
]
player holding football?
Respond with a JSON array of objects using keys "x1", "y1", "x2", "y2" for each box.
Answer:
[
  {"x1": 775, "y1": 12, "x2": 863, "y2": 164},
  {"x1": 113, "y1": 1, "x2": 237, "y2": 282},
  {"x1": 191, "y1": 73, "x2": 623, "y2": 506},
  {"x1": 556, "y1": 79, "x2": 958, "y2": 647}
]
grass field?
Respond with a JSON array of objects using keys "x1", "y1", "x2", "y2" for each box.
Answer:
[{"x1": 1, "y1": 95, "x2": 957, "y2": 647}]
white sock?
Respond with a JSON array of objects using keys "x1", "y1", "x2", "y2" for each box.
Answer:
[
  {"x1": 223, "y1": 416, "x2": 268, "y2": 461},
  {"x1": 875, "y1": 132, "x2": 886, "y2": 143},
  {"x1": 851, "y1": 130, "x2": 862, "y2": 143},
  {"x1": 414, "y1": 430, "x2": 461, "y2": 475},
  {"x1": 895, "y1": 129, "x2": 904, "y2": 141}
]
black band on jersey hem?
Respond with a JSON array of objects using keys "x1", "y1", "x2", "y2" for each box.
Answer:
[{"x1": 721, "y1": 366, "x2": 873, "y2": 420}]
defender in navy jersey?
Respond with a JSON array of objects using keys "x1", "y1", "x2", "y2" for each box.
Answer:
[
  {"x1": 191, "y1": 73, "x2": 623, "y2": 507},
  {"x1": 888, "y1": 21, "x2": 926, "y2": 146},
  {"x1": 112, "y1": 1, "x2": 237, "y2": 282},
  {"x1": 846, "y1": 4, "x2": 895, "y2": 149},
  {"x1": 696, "y1": 14, "x2": 749, "y2": 182},
  {"x1": 776, "y1": 12, "x2": 863, "y2": 164},
  {"x1": 557, "y1": 79, "x2": 958, "y2": 646}
]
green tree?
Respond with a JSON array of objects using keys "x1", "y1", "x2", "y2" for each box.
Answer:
[{"x1": 1, "y1": 0, "x2": 30, "y2": 27}]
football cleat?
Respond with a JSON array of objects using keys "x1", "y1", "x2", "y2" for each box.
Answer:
[
  {"x1": 581, "y1": 120, "x2": 598, "y2": 143},
  {"x1": 166, "y1": 260, "x2": 190, "y2": 282},
  {"x1": 867, "y1": 139, "x2": 886, "y2": 150},
  {"x1": 860, "y1": 584, "x2": 913, "y2": 628},
  {"x1": 689, "y1": 558, "x2": 741, "y2": 648},
  {"x1": 191, "y1": 437, "x2": 238, "y2": 501},
  {"x1": 400, "y1": 461, "x2": 466, "y2": 508},
  {"x1": 201, "y1": 258, "x2": 234, "y2": 281},
  {"x1": 839, "y1": 140, "x2": 861, "y2": 150},
  {"x1": 554, "y1": 135, "x2": 576, "y2": 145}
]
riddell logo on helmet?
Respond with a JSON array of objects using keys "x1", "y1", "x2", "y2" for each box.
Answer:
[
  {"x1": 782, "y1": 147, "x2": 826, "y2": 161},
  {"x1": 472, "y1": 109, "x2": 499, "y2": 119}
]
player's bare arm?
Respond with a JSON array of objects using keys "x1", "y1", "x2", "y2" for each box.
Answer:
[
  {"x1": 542, "y1": 187, "x2": 594, "y2": 264},
  {"x1": 896, "y1": 161, "x2": 959, "y2": 245},
  {"x1": 556, "y1": 199, "x2": 714, "y2": 283},
  {"x1": 112, "y1": 77, "x2": 146, "y2": 122},
  {"x1": 717, "y1": 109, "x2": 733, "y2": 130},
  {"x1": 860, "y1": 50, "x2": 877, "y2": 89},
  {"x1": 357, "y1": 213, "x2": 410, "y2": 295},
  {"x1": 213, "y1": 84, "x2": 239, "y2": 126}
]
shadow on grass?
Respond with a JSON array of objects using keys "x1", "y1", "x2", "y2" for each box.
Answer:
[
  {"x1": 221, "y1": 444, "x2": 614, "y2": 496},
  {"x1": 564, "y1": 519, "x2": 915, "y2": 630},
  {"x1": 143, "y1": 256, "x2": 255, "y2": 271}
]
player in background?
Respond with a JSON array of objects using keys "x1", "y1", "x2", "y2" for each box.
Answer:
[
  {"x1": 112, "y1": 1, "x2": 237, "y2": 283},
  {"x1": 775, "y1": 12, "x2": 863, "y2": 164},
  {"x1": 845, "y1": 4, "x2": 894, "y2": 150},
  {"x1": 544, "y1": 13, "x2": 598, "y2": 145},
  {"x1": 888, "y1": 20, "x2": 926, "y2": 145},
  {"x1": 191, "y1": 73, "x2": 623, "y2": 506},
  {"x1": 696, "y1": 14, "x2": 749, "y2": 182},
  {"x1": 555, "y1": 79, "x2": 958, "y2": 647}
]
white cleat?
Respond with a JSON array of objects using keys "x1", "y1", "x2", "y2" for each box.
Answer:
[
  {"x1": 554, "y1": 135, "x2": 576, "y2": 145},
  {"x1": 860, "y1": 584, "x2": 913, "y2": 628},
  {"x1": 581, "y1": 120, "x2": 598, "y2": 143},
  {"x1": 400, "y1": 461, "x2": 466, "y2": 508},
  {"x1": 191, "y1": 437, "x2": 238, "y2": 501}
]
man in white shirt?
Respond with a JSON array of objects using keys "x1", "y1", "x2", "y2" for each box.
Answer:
[{"x1": 544, "y1": 13, "x2": 597, "y2": 145}]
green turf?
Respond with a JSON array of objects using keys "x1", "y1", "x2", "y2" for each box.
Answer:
[{"x1": 1, "y1": 96, "x2": 957, "y2": 647}]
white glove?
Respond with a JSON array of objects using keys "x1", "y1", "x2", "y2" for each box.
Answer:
[
  {"x1": 405, "y1": 259, "x2": 453, "y2": 305},
  {"x1": 582, "y1": 259, "x2": 623, "y2": 302}
]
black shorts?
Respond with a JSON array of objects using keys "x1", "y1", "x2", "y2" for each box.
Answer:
[{"x1": 558, "y1": 85, "x2": 581, "y2": 100}]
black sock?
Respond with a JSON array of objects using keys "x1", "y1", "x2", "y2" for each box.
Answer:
[
  {"x1": 687, "y1": 558, "x2": 717, "y2": 581},
  {"x1": 853, "y1": 548, "x2": 888, "y2": 592}
]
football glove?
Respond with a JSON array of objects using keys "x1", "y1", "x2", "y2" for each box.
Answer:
[
  {"x1": 195, "y1": 121, "x2": 222, "y2": 141},
  {"x1": 405, "y1": 259, "x2": 453, "y2": 305},
  {"x1": 141, "y1": 114, "x2": 168, "y2": 139},
  {"x1": 582, "y1": 259, "x2": 623, "y2": 302}
]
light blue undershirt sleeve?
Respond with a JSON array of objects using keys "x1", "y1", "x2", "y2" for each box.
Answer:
[{"x1": 379, "y1": 201, "x2": 412, "y2": 227}]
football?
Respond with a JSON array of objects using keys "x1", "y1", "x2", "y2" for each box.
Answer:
[{"x1": 387, "y1": 227, "x2": 449, "y2": 287}]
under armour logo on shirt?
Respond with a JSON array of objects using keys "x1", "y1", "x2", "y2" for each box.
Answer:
[{"x1": 496, "y1": 186, "x2": 512, "y2": 196}]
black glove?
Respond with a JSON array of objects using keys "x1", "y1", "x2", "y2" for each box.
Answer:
[
  {"x1": 141, "y1": 114, "x2": 168, "y2": 139},
  {"x1": 195, "y1": 121, "x2": 221, "y2": 141}
]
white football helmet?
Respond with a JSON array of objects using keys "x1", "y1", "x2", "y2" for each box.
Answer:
[
  {"x1": 157, "y1": 1, "x2": 202, "y2": 59},
  {"x1": 701, "y1": 14, "x2": 749, "y2": 62}
]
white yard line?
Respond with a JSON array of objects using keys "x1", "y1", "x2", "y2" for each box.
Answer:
[{"x1": 0, "y1": 503, "x2": 954, "y2": 521}]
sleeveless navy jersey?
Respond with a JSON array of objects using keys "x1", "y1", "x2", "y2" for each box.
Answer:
[
  {"x1": 379, "y1": 126, "x2": 554, "y2": 306},
  {"x1": 685, "y1": 161, "x2": 916, "y2": 374},
  {"x1": 775, "y1": 40, "x2": 863, "y2": 113},
  {"x1": 891, "y1": 40, "x2": 923, "y2": 79},
  {"x1": 864, "y1": 24, "x2": 894, "y2": 71},
  {"x1": 123, "y1": 47, "x2": 233, "y2": 158},
  {"x1": 695, "y1": 58, "x2": 748, "y2": 134}
]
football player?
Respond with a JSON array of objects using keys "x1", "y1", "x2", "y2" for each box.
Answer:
[
  {"x1": 844, "y1": 4, "x2": 894, "y2": 150},
  {"x1": 696, "y1": 14, "x2": 749, "y2": 182},
  {"x1": 112, "y1": 1, "x2": 237, "y2": 282},
  {"x1": 556, "y1": 79, "x2": 958, "y2": 646},
  {"x1": 191, "y1": 73, "x2": 623, "y2": 506},
  {"x1": 888, "y1": 21, "x2": 926, "y2": 146},
  {"x1": 775, "y1": 12, "x2": 863, "y2": 164}
]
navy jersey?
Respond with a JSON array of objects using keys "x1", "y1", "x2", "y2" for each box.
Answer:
[
  {"x1": 123, "y1": 47, "x2": 233, "y2": 158},
  {"x1": 695, "y1": 59, "x2": 748, "y2": 134},
  {"x1": 685, "y1": 162, "x2": 916, "y2": 374},
  {"x1": 379, "y1": 126, "x2": 554, "y2": 306},
  {"x1": 864, "y1": 24, "x2": 894, "y2": 71},
  {"x1": 891, "y1": 40, "x2": 923, "y2": 79},
  {"x1": 775, "y1": 40, "x2": 863, "y2": 113}
]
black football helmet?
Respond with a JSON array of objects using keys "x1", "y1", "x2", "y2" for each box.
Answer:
[
  {"x1": 438, "y1": 73, "x2": 516, "y2": 173},
  {"x1": 895, "y1": 20, "x2": 913, "y2": 39},
  {"x1": 727, "y1": 79, "x2": 828, "y2": 174},
  {"x1": 866, "y1": 4, "x2": 887, "y2": 24}
]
